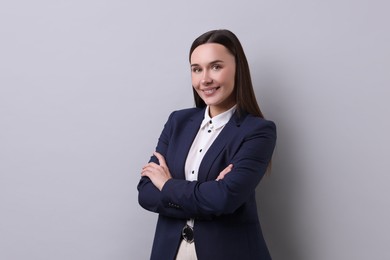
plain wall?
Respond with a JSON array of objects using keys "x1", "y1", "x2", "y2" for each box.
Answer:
[{"x1": 1, "y1": 1, "x2": 389, "y2": 259}]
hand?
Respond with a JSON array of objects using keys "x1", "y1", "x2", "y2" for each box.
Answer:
[
  {"x1": 141, "y1": 152, "x2": 172, "y2": 191},
  {"x1": 216, "y1": 164, "x2": 233, "y2": 181}
]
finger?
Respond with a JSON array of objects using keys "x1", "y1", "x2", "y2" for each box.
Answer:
[
  {"x1": 141, "y1": 168, "x2": 150, "y2": 177},
  {"x1": 216, "y1": 174, "x2": 224, "y2": 181},
  {"x1": 153, "y1": 152, "x2": 167, "y2": 168},
  {"x1": 216, "y1": 164, "x2": 233, "y2": 181},
  {"x1": 143, "y1": 168, "x2": 162, "y2": 179},
  {"x1": 142, "y1": 163, "x2": 159, "y2": 174},
  {"x1": 221, "y1": 164, "x2": 233, "y2": 174},
  {"x1": 142, "y1": 164, "x2": 155, "y2": 172}
]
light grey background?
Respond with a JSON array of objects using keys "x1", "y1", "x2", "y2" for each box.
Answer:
[{"x1": 1, "y1": 1, "x2": 389, "y2": 259}]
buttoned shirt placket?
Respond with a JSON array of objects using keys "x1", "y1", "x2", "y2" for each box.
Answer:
[{"x1": 184, "y1": 105, "x2": 236, "y2": 229}]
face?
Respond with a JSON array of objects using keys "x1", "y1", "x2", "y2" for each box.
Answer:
[{"x1": 190, "y1": 43, "x2": 236, "y2": 117}]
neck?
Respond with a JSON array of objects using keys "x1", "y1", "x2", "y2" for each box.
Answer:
[{"x1": 209, "y1": 103, "x2": 236, "y2": 118}]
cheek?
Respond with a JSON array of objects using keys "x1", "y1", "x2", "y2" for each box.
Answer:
[
  {"x1": 229, "y1": 75, "x2": 236, "y2": 87},
  {"x1": 191, "y1": 75, "x2": 200, "y2": 88},
  {"x1": 220, "y1": 71, "x2": 235, "y2": 87},
  {"x1": 227, "y1": 68, "x2": 236, "y2": 87}
]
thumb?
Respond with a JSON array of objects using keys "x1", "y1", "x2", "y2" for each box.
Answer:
[{"x1": 153, "y1": 152, "x2": 167, "y2": 167}]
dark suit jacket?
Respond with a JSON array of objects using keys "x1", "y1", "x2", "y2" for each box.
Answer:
[{"x1": 138, "y1": 107, "x2": 276, "y2": 260}]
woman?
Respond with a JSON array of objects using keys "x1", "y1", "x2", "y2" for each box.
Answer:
[{"x1": 138, "y1": 29, "x2": 276, "y2": 260}]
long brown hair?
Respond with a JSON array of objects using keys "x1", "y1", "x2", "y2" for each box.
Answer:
[{"x1": 189, "y1": 29, "x2": 265, "y2": 119}]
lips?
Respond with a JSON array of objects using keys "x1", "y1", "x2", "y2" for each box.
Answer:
[{"x1": 202, "y1": 86, "x2": 220, "y2": 95}]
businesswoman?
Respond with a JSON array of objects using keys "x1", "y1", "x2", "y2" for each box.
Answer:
[{"x1": 138, "y1": 29, "x2": 276, "y2": 260}]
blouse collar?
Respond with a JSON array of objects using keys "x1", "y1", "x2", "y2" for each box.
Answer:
[{"x1": 200, "y1": 105, "x2": 237, "y2": 130}]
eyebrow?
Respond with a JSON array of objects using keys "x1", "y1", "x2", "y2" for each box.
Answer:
[{"x1": 190, "y1": 60, "x2": 224, "y2": 67}]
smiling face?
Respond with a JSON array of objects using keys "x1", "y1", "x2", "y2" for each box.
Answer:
[{"x1": 190, "y1": 43, "x2": 236, "y2": 117}]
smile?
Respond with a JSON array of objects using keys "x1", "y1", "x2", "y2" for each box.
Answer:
[{"x1": 203, "y1": 87, "x2": 220, "y2": 95}]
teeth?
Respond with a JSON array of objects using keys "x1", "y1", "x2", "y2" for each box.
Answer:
[{"x1": 204, "y1": 87, "x2": 218, "y2": 94}]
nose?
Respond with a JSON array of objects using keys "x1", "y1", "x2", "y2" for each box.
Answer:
[{"x1": 201, "y1": 73, "x2": 213, "y2": 86}]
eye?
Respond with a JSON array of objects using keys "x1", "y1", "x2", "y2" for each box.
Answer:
[
  {"x1": 212, "y1": 64, "x2": 222, "y2": 71},
  {"x1": 192, "y1": 67, "x2": 202, "y2": 73}
]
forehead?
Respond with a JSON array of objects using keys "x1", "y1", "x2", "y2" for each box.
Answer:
[{"x1": 190, "y1": 43, "x2": 234, "y2": 64}]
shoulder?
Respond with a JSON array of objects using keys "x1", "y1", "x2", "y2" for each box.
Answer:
[
  {"x1": 238, "y1": 114, "x2": 277, "y2": 139},
  {"x1": 242, "y1": 114, "x2": 276, "y2": 128},
  {"x1": 167, "y1": 107, "x2": 204, "y2": 122}
]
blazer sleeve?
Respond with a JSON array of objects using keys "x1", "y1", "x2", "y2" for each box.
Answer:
[
  {"x1": 160, "y1": 119, "x2": 276, "y2": 218},
  {"x1": 137, "y1": 111, "x2": 194, "y2": 219}
]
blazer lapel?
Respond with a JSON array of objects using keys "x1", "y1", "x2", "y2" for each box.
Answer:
[
  {"x1": 172, "y1": 109, "x2": 205, "y2": 179},
  {"x1": 197, "y1": 112, "x2": 245, "y2": 182}
]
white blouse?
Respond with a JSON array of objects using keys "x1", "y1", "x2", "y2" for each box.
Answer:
[{"x1": 184, "y1": 105, "x2": 236, "y2": 227}]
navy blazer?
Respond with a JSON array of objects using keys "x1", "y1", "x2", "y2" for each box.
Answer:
[{"x1": 138, "y1": 107, "x2": 276, "y2": 260}]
